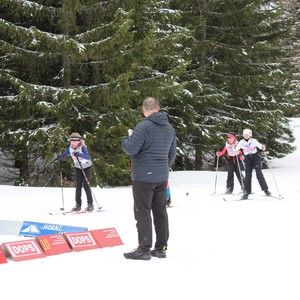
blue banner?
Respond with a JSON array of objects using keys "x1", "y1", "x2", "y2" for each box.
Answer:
[{"x1": 19, "y1": 221, "x2": 88, "y2": 237}]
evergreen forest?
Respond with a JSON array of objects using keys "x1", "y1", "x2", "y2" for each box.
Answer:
[{"x1": 0, "y1": 0, "x2": 299, "y2": 187}]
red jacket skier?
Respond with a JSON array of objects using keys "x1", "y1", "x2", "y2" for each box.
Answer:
[{"x1": 216, "y1": 133, "x2": 245, "y2": 194}]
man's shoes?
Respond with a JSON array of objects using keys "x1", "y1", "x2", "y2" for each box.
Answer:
[
  {"x1": 85, "y1": 204, "x2": 94, "y2": 211},
  {"x1": 240, "y1": 193, "x2": 248, "y2": 200},
  {"x1": 124, "y1": 248, "x2": 151, "y2": 260},
  {"x1": 150, "y1": 246, "x2": 167, "y2": 258},
  {"x1": 72, "y1": 205, "x2": 81, "y2": 211},
  {"x1": 264, "y1": 190, "x2": 271, "y2": 196}
]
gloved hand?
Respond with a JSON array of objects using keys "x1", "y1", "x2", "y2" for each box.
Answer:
[
  {"x1": 128, "y1": 129, "x2": 133, "y2": 136},
  {"x1": 216, "y1": 151, "x2": 221, "y2": 157},
  {"x1": 239, "y1": 155, "x2": 244, "y2": 161},
  {"x1": 73, "y1": 151, "x2": 80, "y2": 157}
]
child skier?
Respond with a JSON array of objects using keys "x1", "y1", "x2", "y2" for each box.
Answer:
[
  {"x1": 216, "y1": 132, "x2": 245, "y2": 194},
  {"x1": 60, "y1": 132, "x2": 94, "y2": 211},
  {"x1": 236, "y1": 128, "x2": 271, "y2": 200}
]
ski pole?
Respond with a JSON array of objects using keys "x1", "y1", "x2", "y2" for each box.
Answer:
[
  {"x1": 212, "y1": 155, "x2": 219, "y2": 195},
  {"x1": 262, "y1": 152, "x2": 283, "y2": 197},
  {"x1": 266, "y1": 159, "x2": 283, "y2": 198},
  {"x1": 236, "y1": 156, "x2": 245, "y2": 192},
  {"x1": 60, "y1": 170, "x2": 65, "y2": 211},
  {"x1": 76, "y1": 157, "x2": 101, "y2": 210},
  {"x1": 169, "y1": 168, "x2": 189, "y2": 196}
]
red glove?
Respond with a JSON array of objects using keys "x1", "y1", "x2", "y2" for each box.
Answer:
[
  {"x1": 216, "y1": 151, "x2": 221, "y2": 157},
  {"x1": 239, "y1": 155, "x2": 244, "y2": 161}
]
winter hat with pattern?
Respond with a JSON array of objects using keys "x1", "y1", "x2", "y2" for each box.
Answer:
[
  {"x1": 227, "y1": 132, "x2": 236, "y2": 140},
  {"x1": 68, "y1": 132, "x2": 82, "y2": 142},
  {"x1": 243, "y1": 128, "x2": 252, "y2": 136}
]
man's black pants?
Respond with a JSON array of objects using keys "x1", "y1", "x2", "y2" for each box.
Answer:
[{"x1": 132, "y1": 180, "x2": 169, "y2": 251}]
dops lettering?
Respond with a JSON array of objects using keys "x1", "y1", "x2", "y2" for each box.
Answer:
[
  {"x1": 11, "y1": 243, "x2": 36, "y2": 254},
  {"x1": 71, "y1": 235, "x2": 92, "y2": 245}
]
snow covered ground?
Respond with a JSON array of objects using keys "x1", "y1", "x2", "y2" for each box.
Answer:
[{"x1": 0, "y1": 118, "x2": 300, "y2": 300}]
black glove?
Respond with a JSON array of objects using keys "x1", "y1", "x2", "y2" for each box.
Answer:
[{"x1": 73, "y1": 151, "x2": 80, "y2": 157}]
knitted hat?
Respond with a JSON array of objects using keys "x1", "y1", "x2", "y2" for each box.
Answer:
[
  {"x1": 243, "y1": 128, "x2": 252, "y2": 136},
  {"x1": 227, "y1": 132, "x2": 236, "y2": 140},
  {"x1": 68, "y1": 132, "x2": 82, "y2": 142}
]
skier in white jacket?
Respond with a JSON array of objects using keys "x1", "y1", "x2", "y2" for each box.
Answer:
[{"x1": 236, "y1": 128, "x2": 271, "y2": 200}]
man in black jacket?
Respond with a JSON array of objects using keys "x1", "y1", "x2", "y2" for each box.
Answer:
[{"x1": 121, "y1": 97, "x2": 177, "y2": 260}]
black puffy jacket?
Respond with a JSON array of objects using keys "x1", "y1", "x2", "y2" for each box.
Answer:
[{"x1": 121, "y1": 112, "x2": 176, "y2": 182}]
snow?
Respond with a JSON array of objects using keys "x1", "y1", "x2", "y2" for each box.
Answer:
[{"x1": 1, "y1": 118, "x2": 300, "y2": 300}]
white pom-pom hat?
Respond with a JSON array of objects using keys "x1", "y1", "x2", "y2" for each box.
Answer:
[{"x1": 243, "y1": 128, "x2": 252, "y2": 136}]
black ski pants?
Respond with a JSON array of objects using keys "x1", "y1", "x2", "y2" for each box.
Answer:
[
  {"x1": 244, "y1": 153, "x2": 268, "y2": 194},
  {"x1": 75, "y1": 166, "x2": 93, "y2": 206},
  {"x1": 226, "y1": 157, "x2": 244, "y2": 192},
  {"x1": 132, "y1": 180, "x2": 169, "y2": 251}
]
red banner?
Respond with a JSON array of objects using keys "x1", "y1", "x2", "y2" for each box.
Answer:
[
  {"x1": 91, "y1": 228, "x2": 123, "y2": 248},
  {"x1": 36, "y1": 234, "x2": 72, "y2": 256},
  {"x1": 64, "y1": 232, "x2": 99, "y2": 251},
  {"x1": 0, "y1": 246, "x2": 8, "y2": 264},
  {"x1": 3, "y1": 239, "x2": 46, "y2": 262}
]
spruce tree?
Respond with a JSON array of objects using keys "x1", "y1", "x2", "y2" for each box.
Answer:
[
  {"x1": 84, "y1": 0, "x2": 191, "y2": 185},
  {"x1": 0, "y1": 0, "x2": 100, "y2": 185},
  {"x1": 170, "y1": 0, "x2": 295, "y2": 170},
  {"x1": 280, "y1": 0, "x2": 300, "y2": 117},
  {"x1": 0, "y1": 0, "x2": 297, "y2": 185},
  {"x1": 0, "y1": 0, "x2": 190, "y2": 185}
]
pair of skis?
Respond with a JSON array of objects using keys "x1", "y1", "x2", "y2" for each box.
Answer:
[
  {"x1": 211, "y1": 192, "x2": 243, "y2": 197},
  {"x1": 223, "y1": 194, "x2": 284, "y2": 202},
  {"x1": 49, "y1": 207, "x2": 103, "y2": 215}
]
